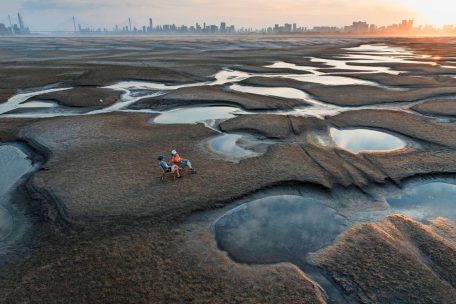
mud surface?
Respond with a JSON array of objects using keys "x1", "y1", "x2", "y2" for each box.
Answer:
[
  {"x1": 33, "y1": 87, "x2": 122, "y2": 108},
  {"x1": 130, "y1": 85, "x2": 309, "y2": 111},
  {"x1": 412, "y1": 98, "x2": 456, "y2": 117},
  {"x1": 313, "y1": 215, "x2": 456, "y2": 303}
]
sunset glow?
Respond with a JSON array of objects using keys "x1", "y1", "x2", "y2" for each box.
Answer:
[{"x1": 398, "y1": 0, "x2": 456, "y2": 26}]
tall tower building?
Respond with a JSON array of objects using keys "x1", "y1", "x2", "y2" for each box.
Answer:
[
  {"x1": 72, "y1": 16, "x2": 77, "y2": 32},
  {"x1": 8, "y1": 15, "x2": 14, "y2": 34},
  {"x1": 408, "y1": 20, "x2": 414, "y2": 30},
  {"x1": 149, "y1": 18, "x2": 153, "y2": 31},
  {"x1": 17, "y1": 13, "x2": 24, "y2": 31}
]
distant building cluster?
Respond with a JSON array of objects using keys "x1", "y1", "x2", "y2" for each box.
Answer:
[
  {"x1": 78, "y1": 17, "x2": 237, "y2": 34},
  {"x1": 262, "y1": 19, "x2": 456, "y2": 35},
  {"x1": 2, "y1": 13, "x2": 456, "y2": 36},
  {"x1": 74, "y1": 18, "x2": 456, "y2": 36},
  {"x1": 0, "y1": 13, "x2": 30, "y2": 35}
]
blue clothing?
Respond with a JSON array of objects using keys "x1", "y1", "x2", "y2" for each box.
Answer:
[
  {"x1": 159, "y1": 161, "x2": 171, "y2": 172},
  {"x1": 179, "y1": 159, "x2": 189, "y2": 170}
]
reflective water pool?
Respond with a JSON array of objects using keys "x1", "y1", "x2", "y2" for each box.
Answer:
[
  {"x1": 0, "y1": 87, "x2": 70, "y2": 115},
  {"x1": 266, "y1": 61, "x2": 320, "y2": 73},
  {"x1": 0, "y1": 145, "x2": 33, "y2": 197},
  {"x1": 153, "y1": 106, "x2": 243, "y2": 126},
  {"x1": 17, "y1": 100, "x2": 59, "y2": 108},
  {"x1": 208, "y1": 133, "x2": 261, "y2": 161},
  {"x1": 214, "y1": 195, "x2": 348, "y2": 265},
  {"x1": 330, "y1": 128, "x2": 406, "y2": 153},
  {"x1": 387, "y1": 182, "x2": 456, "y2": 222},
  {"x1": 4, "y1": 100, "x2": 89, "y2": 118},
  {"x1": 214, "y1": 194, "x2": 349, "y2": 302},
  {"x1": 345, "y1": 44, "x2": 410, "y2": 54},
  {"x1": 350, "y1": 180, "x2": 456, "y2": 224},
  {"x1": 0, "y1": 144, "x2": 34, "y2": 252},
  {"x1": 230, "y1": 84, "x2": 309, "y2": 100}
]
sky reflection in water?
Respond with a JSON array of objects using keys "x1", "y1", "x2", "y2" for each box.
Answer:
[
  {"x1": 330, "y1": 128, "x2": 405, "y2": 153},
  {"x1": 387, "y1": 182, "x2": 456, "y2": 222},
  {"x1": 214, "y1": 195, "x2": 347, "y2": 265},
  {"x1": 0, "y1": 145, "x2": 33, "y2": 245},
  {"x1": 154, "y1": 106, "x2": 241, "y2": 124},
  {"x1": 209, "y1": 133, "x2": 259, "y2": 160}
]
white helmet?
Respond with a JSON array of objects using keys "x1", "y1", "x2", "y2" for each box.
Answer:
[{"x1": 171, "y1": 150, "x2": 177, "y2": 155}]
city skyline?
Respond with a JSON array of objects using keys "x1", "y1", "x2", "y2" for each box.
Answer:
[
  {"x1": 1, "y1": 0, "x2": 455, "y2": 32},
  {"x1": 2, "y1": 13, "x2": 456, "y2": 36}
]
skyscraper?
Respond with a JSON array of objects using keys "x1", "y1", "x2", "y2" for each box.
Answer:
[
  {"x1": 8, "y1": 15, "x2": 14, "y2": 34},
  {"x1": 17, "y1": 13, "x2": 24, "y2": 31},
  {"x1": 72, "y1": 16, "x2": 77, "y2": 32},
  {"x1": 149, "y1": 18, "x2": 153, "y2": 32}
]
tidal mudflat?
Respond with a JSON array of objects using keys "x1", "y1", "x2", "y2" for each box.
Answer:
[{"x1": 1, "y1": 36, "x2": 456, "y2": 304}]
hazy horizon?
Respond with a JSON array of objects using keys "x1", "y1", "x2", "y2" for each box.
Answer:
[{"x1": 1, "y1": 0, "x2": 454, "y2": 31}]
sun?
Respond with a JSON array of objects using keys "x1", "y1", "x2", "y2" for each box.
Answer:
[{"x1": 398, "y1": 0, "x2": 456, "y2": 26}]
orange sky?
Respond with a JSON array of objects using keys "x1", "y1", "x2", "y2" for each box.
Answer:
[{"x1": 2, "y1": 0, "x2": 455, "y2": 30}]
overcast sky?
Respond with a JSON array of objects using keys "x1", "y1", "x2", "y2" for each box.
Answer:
[{"x1": 1, "y1": 0, "x2": 454, "y2": 31}]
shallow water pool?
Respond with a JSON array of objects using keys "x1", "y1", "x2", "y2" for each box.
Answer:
[
  {"x1": 230, "y1": 84, "x2": 309, "y2": 100},
  {"x1": 214, "y1": 195, "x2": 347, "y2": 265},
  {"x1": 153, "y1": 106, "x2": 243, "y2": 126},
  {"x1": 0, "y1": 144, "x2": 34, "y2": 252},
  {"x1": 387, "y1": 182, "x2": 456, "y2": 222},
  {"x1": 208, "y1": 133, "x2": 260, "y2": 161},
  {"x1": 330, "y1": 128, "x2": 405, "y2": 153},
  {"x1": 214, "y1": 194, "x2": 349, "y2": 302}
]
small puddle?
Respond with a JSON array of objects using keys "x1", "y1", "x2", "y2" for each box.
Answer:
[
  {"x1": 345, "y1": 44, "x2": 410, "y2": 54},
  {"x1": 0, "y1": 144, "x2": 35, "y2": 254},
  {"x1": 208, "y1": 133, "x2": 264, "y2": 161},
  {"x1": 212, "y1": 70, "x2": 251, "y2": 85},
  {"x1": 17, "y1": 100, "x2": 59, "y2": 108},
  {"x1": 330, "y1": 128, "x2": 406, "y2": 153},
  {"x1": 0, "y1": 87, "x2": 71, "y2": 116},
  {"x1": 4, "y1": 100, "x2": 89, "y2": 118},
  {"x1": 230, "y1": 84, "x2": 309, "y2": 100},
  {"x1": 153, "y1": 106, "x2": 243, "y2": 127}
]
